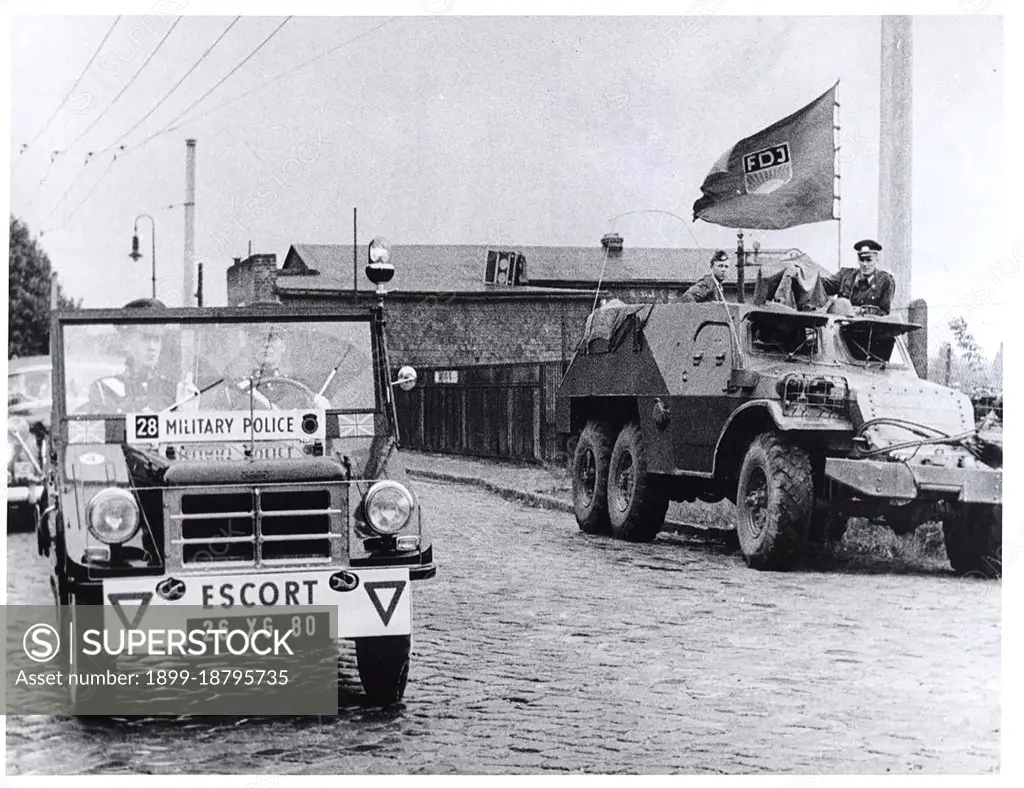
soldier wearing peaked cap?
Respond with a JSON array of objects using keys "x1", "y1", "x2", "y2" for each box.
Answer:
[
  {"x1": 681, "y1": 250, "x2": 730, "y2": 303},
  {"x1": 86, "y1": 298, "x2": 179, "y2": 412},
  {"x1": 821, "y1": 239, "x2": 896, "y2": 316}
]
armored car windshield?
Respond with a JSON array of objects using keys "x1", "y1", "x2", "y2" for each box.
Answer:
[{"x1": 63, "y1": 317, "x2": 375, "y2": 418}]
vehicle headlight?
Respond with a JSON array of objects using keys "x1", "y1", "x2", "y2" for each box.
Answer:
[
  {"x1": 86, "y1": 488, "x2": 141, "y2": 544},
  {"x1": 363, "y1": 480, "x2": 415, "y2": 536}
]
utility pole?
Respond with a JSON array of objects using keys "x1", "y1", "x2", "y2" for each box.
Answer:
[
  {"x1": 183, "y1": 138, "x2": 197, "y2": 306},
  {"x1": 735, "y1": 231, "x2": 745, "y2": 303},
  {"x1": 878, "y1": 16, "x2": 913, "y2": 317}
]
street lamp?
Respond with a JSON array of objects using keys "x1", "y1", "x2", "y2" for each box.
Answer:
[{"x1": 129, "y1": 213, "x2": 156, "y2": 298}]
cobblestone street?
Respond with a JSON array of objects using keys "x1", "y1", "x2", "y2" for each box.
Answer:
[{"x1": 6, "y1": 479, "x2": 1000, "y2": 774}]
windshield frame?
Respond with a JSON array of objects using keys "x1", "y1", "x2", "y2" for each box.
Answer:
[
  {"x1": 836, "y1": 321, "x2": 915, "y2": 370},
  {"x1": 53, "y1": 305, "x2": 383, "y2": 428},
  {"x1": 744, "y1": 318, "x2": 823, "y2": 361}
]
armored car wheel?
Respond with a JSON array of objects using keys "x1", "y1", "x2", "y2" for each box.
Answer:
[
  {"x1": 8, "y1": 502, "x2": 39, "y2": 533},
  {"x1": 735, "y1": 433, "x2": 813, "y2": 570},
  {"x1": 607, "y1": 422, "x2": 668, "y2": 542},
  {"x1": 572, "y1": 420, "x2": 615, "y2": 535},
  {"x1": 355, "y1": 635, "x2": 411, "y2": 707},
  {"x1": 942, "y1": 503, "x2": 1001, "y2": 579}
]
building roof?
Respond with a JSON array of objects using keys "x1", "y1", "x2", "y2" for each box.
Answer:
[{"x1": 280, "y1": 243, "x2": 827, "y2": 295}]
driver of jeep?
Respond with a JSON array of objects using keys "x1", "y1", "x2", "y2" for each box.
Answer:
[
  {"x1": 228, "y1": 330, "x2": 330, "y2": 410},
  {"x1": 87, "y1": 324, "x2": 177, "y2": 412}
]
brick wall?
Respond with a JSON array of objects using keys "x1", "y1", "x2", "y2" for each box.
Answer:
[
  {"x1": 227, "y1": 254, "x2": 279, "y2": 305},
  {"x1": 276, "y1": 291, "x2": 594, "y2": 369}
]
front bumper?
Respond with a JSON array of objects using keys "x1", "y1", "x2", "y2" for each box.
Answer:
[
  {"x1": 101, "y1": 565, "x2": 414, "y2": 639},
  {"x1": 825, "y1": 458, "x2": 1002, "y2": 505}
]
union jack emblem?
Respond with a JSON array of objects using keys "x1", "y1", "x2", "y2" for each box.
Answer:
[
  {"x1": 67, "y1": 420, "x2": 107, "y2": 444},
  {"x1": 337, "y1": 413, "x2": 374, "y2": 438}
]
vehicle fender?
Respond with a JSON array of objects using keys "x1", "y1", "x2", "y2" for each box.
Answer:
[
  {"x1": 61, "y1": 444, "x2": 132, "y2": 563},
  {"x1": 711, "y1": 400, "x2": 853, "y2": 479}
]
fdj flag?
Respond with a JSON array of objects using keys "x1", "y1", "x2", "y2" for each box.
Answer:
[{"x1": 692, "y1": 84, "x2": 837, "y2": 230}]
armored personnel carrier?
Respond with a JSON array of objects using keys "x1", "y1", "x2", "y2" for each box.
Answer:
[{"x1": 556, "y1": 300, "x2": 1002, "y2": 577}]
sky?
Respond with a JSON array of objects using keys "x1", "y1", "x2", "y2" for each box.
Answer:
[{"x1": 3, "y1": 6, "x2": 1009, "y2": 354}]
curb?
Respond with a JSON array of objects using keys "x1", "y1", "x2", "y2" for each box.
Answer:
[
  {"x1": 407, "y1": 467, "x2": 573, "y2": 513},
  {"x1": 407, "y1": 466, "x2": 736, "y2": 542}
]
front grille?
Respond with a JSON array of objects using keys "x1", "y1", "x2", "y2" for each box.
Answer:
[
  {"x1": 167, "y1": 484, "x2": 345, "y2": 569},
  {"x1": 779, "y1": 374, "x2": 850, "y2": 419}
]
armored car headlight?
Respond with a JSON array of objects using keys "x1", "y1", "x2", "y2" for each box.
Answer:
[
  {"x1": 363, "y1": 480, "x2": 415, "y2": 536},
  {"x1": 86, "y1": 488, "x2": 141, "y2": 544}
]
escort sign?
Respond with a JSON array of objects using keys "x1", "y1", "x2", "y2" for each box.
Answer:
[{"x1": 126, "y1": 410, "x2": 326, "y2": 444}]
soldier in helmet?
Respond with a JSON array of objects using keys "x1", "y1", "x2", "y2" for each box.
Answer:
[
  {"x1": 87, "y1": 299, "x2": 179, "y2": 412},
  {"x1": 821, "y1": 239, "x2": 896, "y2": 316},
  {"x1": 681, "y1": 250, "x2": 730, "y2": 303}
]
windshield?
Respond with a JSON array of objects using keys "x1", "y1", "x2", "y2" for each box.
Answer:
[
  {"x1": 840, "y1": 325, "x2": 911, "y2": 367},
  {"x1": 64, "y1": 318, "x2": 375, "y2": 417},
  {"x1": 748, "y1": 319, "x2": 819, "y2": 358}
]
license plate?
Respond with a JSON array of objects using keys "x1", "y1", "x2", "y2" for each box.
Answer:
[{"x1": 186, "y1": 611, "x2": 333, "y2": 646}]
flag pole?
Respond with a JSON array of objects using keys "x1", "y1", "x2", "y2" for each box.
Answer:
[
  {"x1": 736, "y1": 230, "x2": 745, "y2": 303},
  {"x1": 834, "y1": 81, "x2": 842, "y2": 270}
]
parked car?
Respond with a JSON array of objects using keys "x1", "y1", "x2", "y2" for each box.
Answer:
[{"x1": 8, "y1": 355, "x2": 121, "y2": 531}]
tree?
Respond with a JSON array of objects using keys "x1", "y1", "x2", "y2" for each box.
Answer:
[
  {"x1": 928, "y1": 340, "x2": 952, "y2": 385},
  {"x1": 8, "y1": 215, "x2": 79, "y2": 358},
  {"x1": 947, "y1": 316, "x2": 990, "y2": 391},
  {"x1": 991, "y1": 343, "x2": 1003, "y2": 390}
]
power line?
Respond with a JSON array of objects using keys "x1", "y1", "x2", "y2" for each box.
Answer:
[
  {"x1": 40, "y1": 153, "x2": 119, "y2": 237},
  {"x1": 125, "y1": 16, "x2": 293, "y2": 158},
  {"x1": 98, "y1": 16, "x2": 242, "y2": 155},
  {"x1": 22, "y1": 150, "x2": 62, "y2": 214},
  {"x1": 43, "y1": 150, "x2": 98, "y2": 221},
  {"x1": 40, "y1": 17, "x2": 293, "y2": 234},
  {"x1": 62, "y1": 16, "x2": 183, "y2": 154},
  {"x1": 39, "y1": 17, "x2": 183, "y2": 223},
  {"x1": 17, "y1": 16, "x2": 121, "y2": 158},
  {"x1": 161, "y1": 17, "x2": 397, "y2": 134}
]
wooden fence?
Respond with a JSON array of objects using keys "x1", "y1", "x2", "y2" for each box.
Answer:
[{"x1": 393, "y1": 362, "x2": 567, "y2": 461}]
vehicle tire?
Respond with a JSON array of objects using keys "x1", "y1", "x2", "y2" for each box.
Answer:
[
  {"x1": 355, "y1": 635, "x2": 411, "y2": 707},
  {"x1": 572, "y1": 420, "x2": 615, "y2": 535},
  {"x1": 60, "y1": 600, "x2": 110, "y2": 716},
  {"x1": 735, "y1": 433, "x2": 813, "y2": 570},
  {"x1": 7, "y1": 503, "x2": 37, "y2": 533},
  {"x1": 809, "y1": 508, "x2": 848, "y2": 544},
  {"x1": 607, "y1": 422, "x2": 669, "y2": 542},
  {"x1": 942, "y1": 503, "x2": 1001, "y2": 579}
]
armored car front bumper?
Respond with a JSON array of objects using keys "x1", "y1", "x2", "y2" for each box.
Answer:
[{"x1": 825, "y1": 458, "x2": 1002, "y2": 505}]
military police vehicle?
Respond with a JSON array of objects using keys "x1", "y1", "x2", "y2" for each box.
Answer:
[
  {"x1": 38, "y1": 238, "x2": 436, "y2": 708},
  {"x1": 557, "y1": 300, "x2": 1002, "y2": 577}
]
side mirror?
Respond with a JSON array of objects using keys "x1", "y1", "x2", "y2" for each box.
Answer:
[{"x1": 391, "y1": 366, "x2": 418, "y2": 392}]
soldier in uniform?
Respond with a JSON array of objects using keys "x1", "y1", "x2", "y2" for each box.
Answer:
[
  {"x1": 87, "y1": 298, "x2": 178, "y2": 412},
  {"x1": 224, "y1": 328, "x2": 329, "y2": 410},
  {"x1": 821, "y1": 239, "x2": 896, "y2": 316},
  {"x1": 681, "y1": 250, "x2": 730, "y2": 303}
]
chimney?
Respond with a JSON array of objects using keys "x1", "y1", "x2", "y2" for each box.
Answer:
[
  {"x1": 601, "y1": 232, "x2": 624, "y2": 254},
  {"x1": 226, "y1": 252, "x2": 279, "y2": 306}
]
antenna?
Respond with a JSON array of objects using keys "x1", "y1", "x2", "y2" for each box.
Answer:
[{"x1": 711, "y1": 272, "x2": 745, "y2": 368}]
